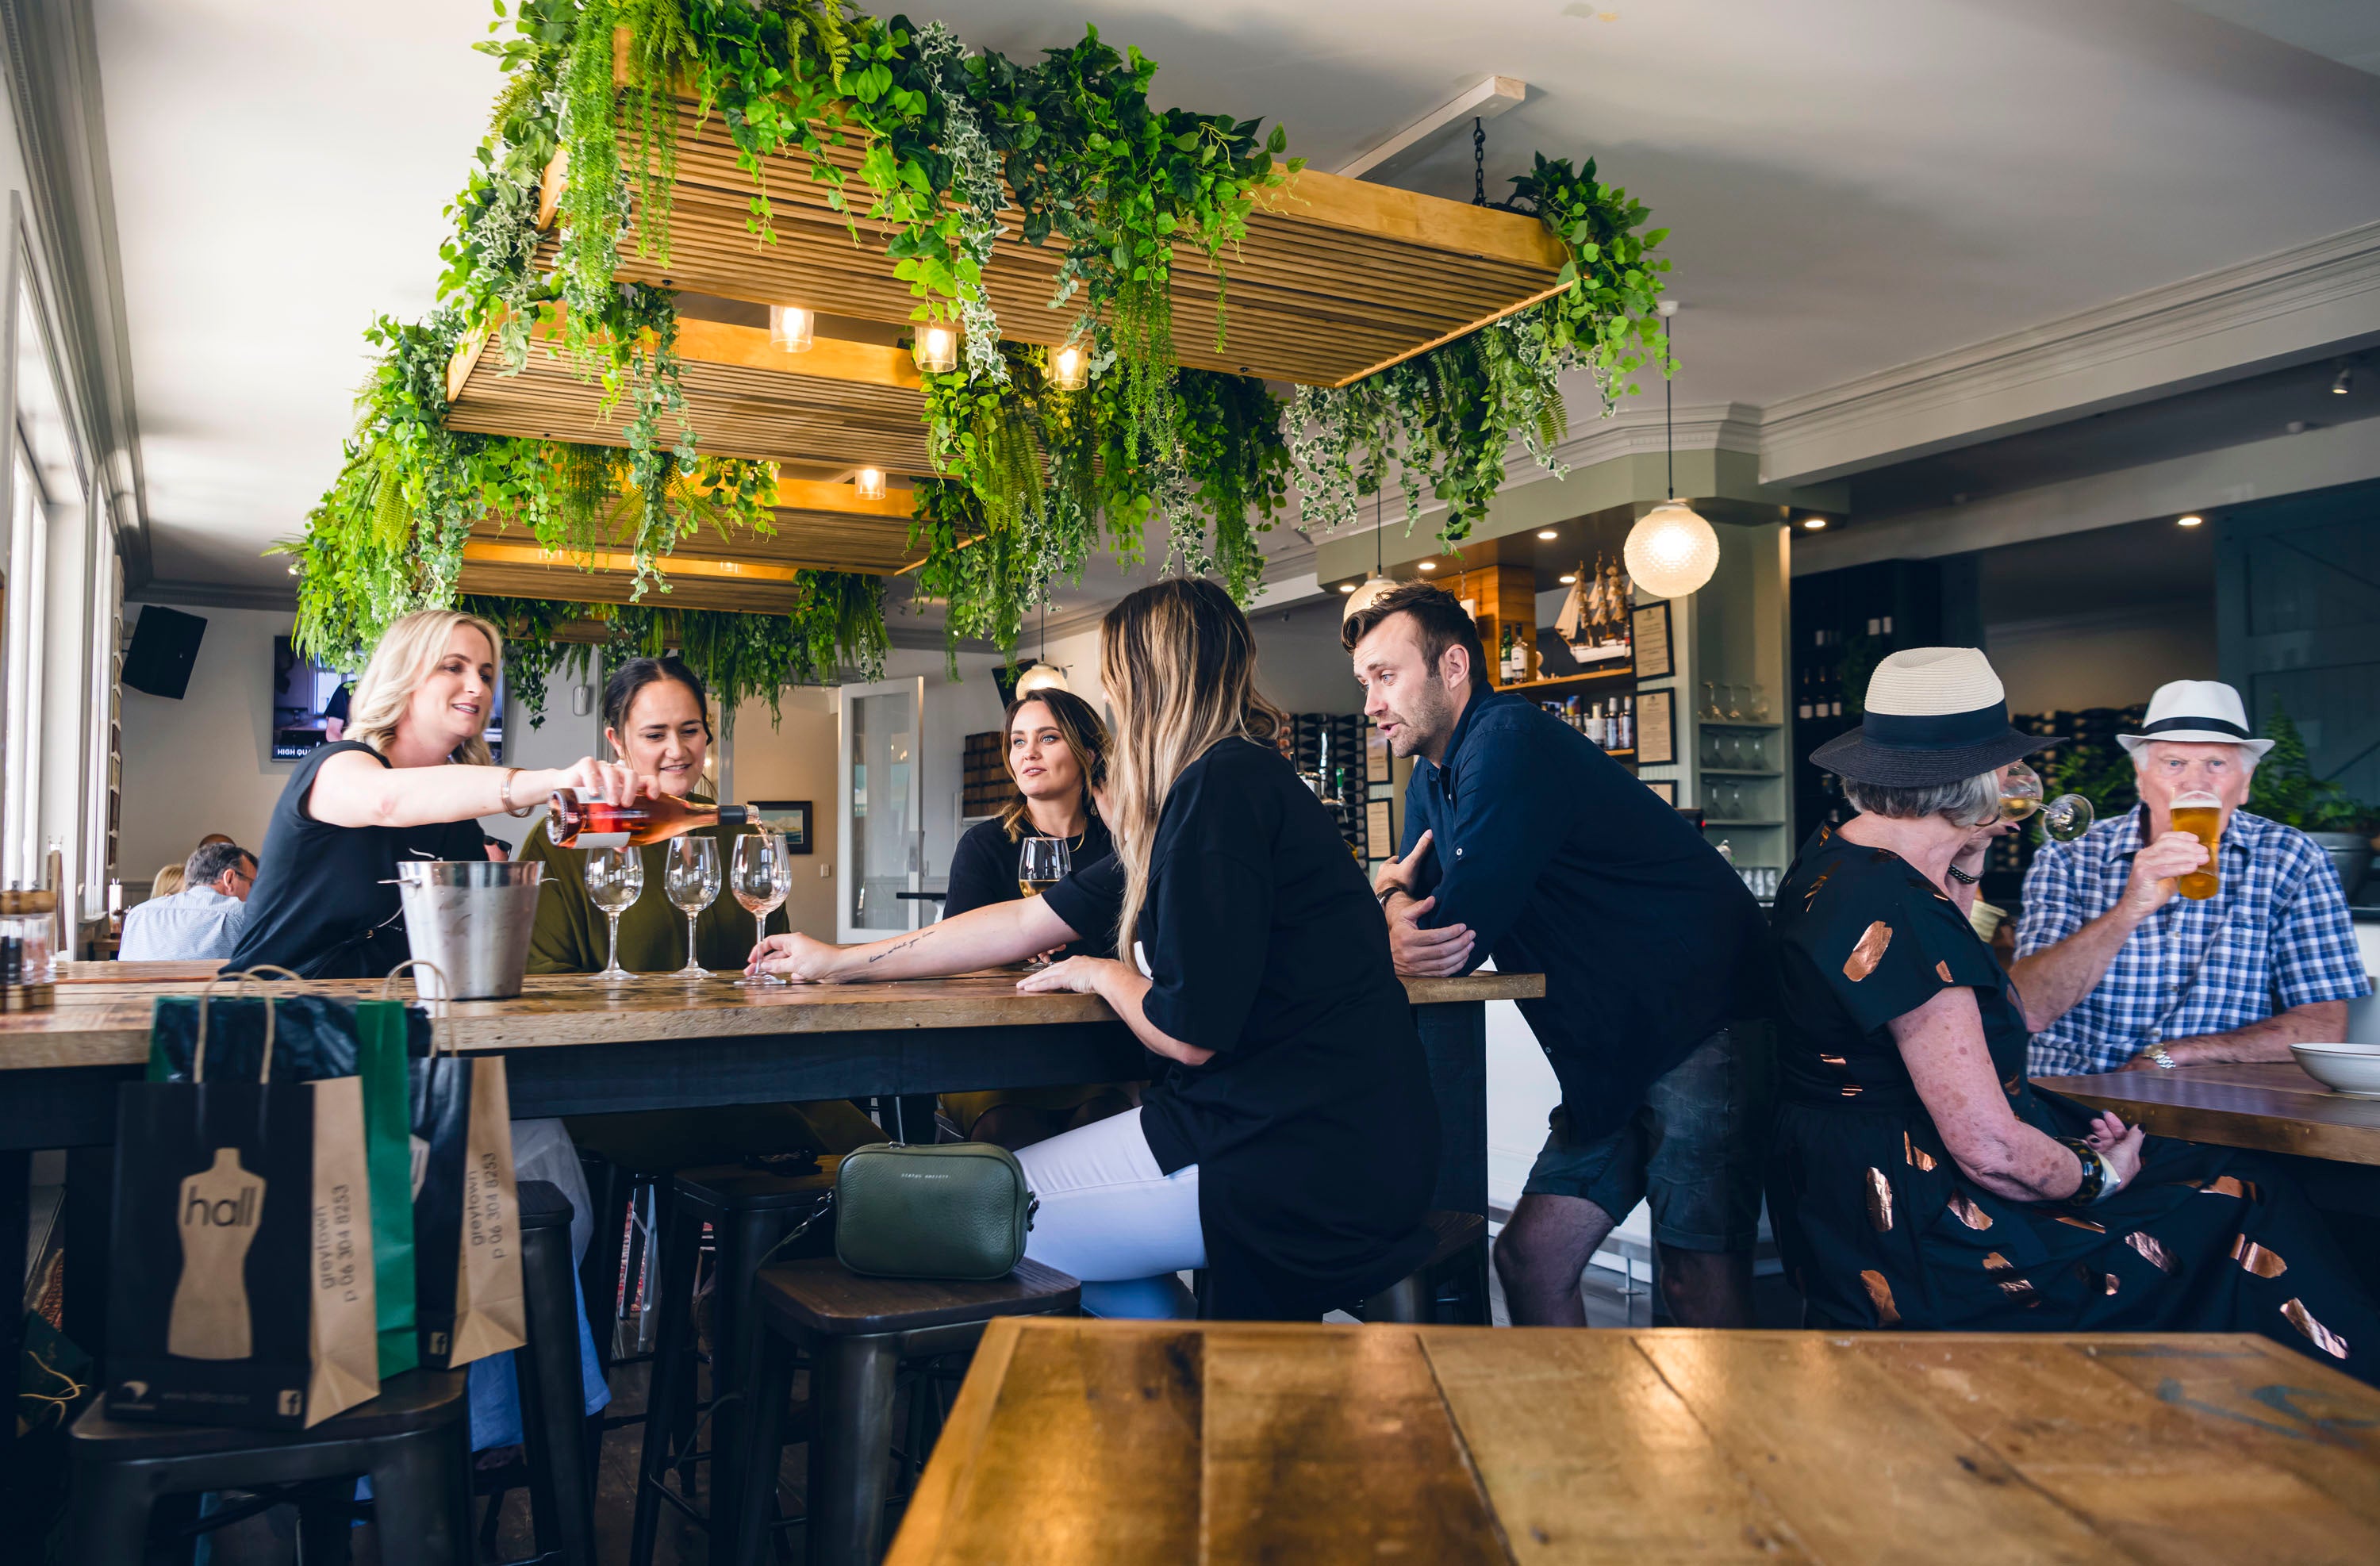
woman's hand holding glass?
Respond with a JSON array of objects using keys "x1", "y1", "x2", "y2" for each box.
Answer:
[
  {"x1": 662, "y1": 836, "x2": 721, "y2": 981},
  {"x1": 746, "y1": 931, "x2": 847, "y2": 984},
  {"x1": 731, "y1": 832, "x2": 793, "y2": 987},
  {"x1": 585, "y1": 845, "x2": 645, "y2": 983}
]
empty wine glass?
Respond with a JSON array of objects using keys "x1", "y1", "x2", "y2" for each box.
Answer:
[
  {"x1": 1748, "y1": 683, "x2": 1771, "y2": 722},
  {"x1": 1998, "y1": 761, "x2": 2044, "y2": 824},
  {"x1": 2042, "y1": 793, "x2": 2096, "y2": 842},
  {"x1": 1017, "y1": 836, "x2": 1072, "y2": 969},
  {"x1": 585, "y1": 845, "x2": 645, "y2": 984},
  {"x1": 1724, "y1": 683, "x2": 1746, "y2": 721},
  {"x1": 662, "y1": 835, "x2": 722, "y2": 981},
  {"x1": 1702, "y1": 681, "x2": 1721, "y2": 721},
  {"x1": 731, "y1": 832, "x2": 792, "y2": 988}
]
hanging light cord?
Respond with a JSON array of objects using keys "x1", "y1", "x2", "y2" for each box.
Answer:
[
  {"x1": 1664, "y1": 307, "x2": 1676, "y2": 501},
  {"x1": 1473, "y1": 117, "x2": 1487, "y2": 206}
]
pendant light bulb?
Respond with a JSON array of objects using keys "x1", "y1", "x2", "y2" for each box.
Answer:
[
  {"x1": 1014, "y1": 661, "x2": 1070, "y2": 695},
  {"x1": 1049, "y1": 342, "x2": 1089, "y2": 392},
  {"x1": 913, "y1": 324, "x2": 958, "y2": 374},
  {"x1": 854, "y1": 466, "x2": 888, "y2": 503},
  {"x1": 1625, "y1": 501, "x2": 1721, "y2": 599},
  {"x1": 768, "y1": 305, "x2": 815, "y2": 352}
]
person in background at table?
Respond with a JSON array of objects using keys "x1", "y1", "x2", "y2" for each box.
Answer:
[
  {"x1": 517, "y1": 655, "x2": 882, "y2": 1162},
  {"x1": 1345, "y1": 582, "x2": 1770, "y2": 1329},
  {"x1": 119, "y1": 840, "x2": 255, "y2": 960},
  {"x1": 938, "y1": 687, "x2": 1134, "y2": 1150},
  {"x1": 321, "y1": 679, "x2": 353, "y2": 743},
  {"x1": 755, "y1": 580, "x2": 1442, "y2": 1321},
  {"x1": 147, "y1": 863, "x2": 185, "y2": 901},
  {"x1": 1768, "y1": 648, "x2": 2377, "y2": 1382},
  {"x1": 2016, "y1": 679, "x2": 2369, "y2": 1077}
]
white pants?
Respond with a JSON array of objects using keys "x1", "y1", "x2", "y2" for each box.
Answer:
[{"x1": 1015, "y1": 1107, "x2": 1205, "y2": 1318}]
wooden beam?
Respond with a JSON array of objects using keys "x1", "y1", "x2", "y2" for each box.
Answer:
[
  {"x1": 463, "y1": 538, "x2": 909, "y2": 581},
  {"x1": 1335, "y1": 76, "x2": 1527, "y2": 182},
  {"x1": 1331, "y1": 276, "x2": 1576, "y2": 387},
  {"x1": 537, "y1": 147, "x2": 567, "y2": 229},
  {"x1": 674, "y1": 317, "x2": 922, "y2": 390},
  {"x1": 445, "y1": 320, "x2": 495, "y2": 408},
  {"x1": 767, "y1": 478, "x2": 916, "y2": 516},
  {"x1": 1261, "y1": 167, "x2": 1568, "y2": 273}
]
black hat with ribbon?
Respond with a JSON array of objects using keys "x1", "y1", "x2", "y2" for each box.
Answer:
[{"x1": 1809, "y1": 647, "x2": 2054, "y2": 787}]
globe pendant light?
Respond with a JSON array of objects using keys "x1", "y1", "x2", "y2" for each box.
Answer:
[
  {"x1": 1623, "y1": 301, "x2": 1719, "y2": 600},
  {"x1": 1014, "y1": 601, "x2": 1069, "y2": 695},
  {"x1": 1342, "y1": 486, "x2": 1397, "y2": 620}
]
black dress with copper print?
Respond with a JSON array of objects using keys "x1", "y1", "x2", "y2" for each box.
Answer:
[{"x1": 1764, "y1": 827, "x2": 2378, "y2": 1384}]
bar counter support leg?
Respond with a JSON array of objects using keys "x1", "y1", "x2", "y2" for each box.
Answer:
[{"x1": 1415, "y1": 1000, "x2": 1488, "y2": 1217}]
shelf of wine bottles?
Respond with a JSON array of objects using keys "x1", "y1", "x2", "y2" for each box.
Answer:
[
  {"x1": 1282, "y1": 712, "x2": 1371, "y2": 858},
  {"x1": 960, "y1": 730, "x2": 1013, "y2": 819},
  {"x1": 1791, "y1": 559, "x2": 1945, "y2": 854}
]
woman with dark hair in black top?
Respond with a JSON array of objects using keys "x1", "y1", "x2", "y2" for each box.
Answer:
[{"x1": 754, "y1": 579, "x2": 1439, "y2": 1320}]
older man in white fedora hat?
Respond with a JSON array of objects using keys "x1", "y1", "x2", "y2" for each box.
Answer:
[{"x1": 2015, "y1": 679, "x2": 2369, "y2": 1077}]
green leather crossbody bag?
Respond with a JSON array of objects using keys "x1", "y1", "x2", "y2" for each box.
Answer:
[{"x1": 827, "y1": 1142, "x2": 1038, "y2": 1281}]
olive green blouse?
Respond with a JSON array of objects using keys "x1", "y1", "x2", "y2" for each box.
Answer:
[{"x1": 518, "y1": 814, "x2": 789, "y2": 976}]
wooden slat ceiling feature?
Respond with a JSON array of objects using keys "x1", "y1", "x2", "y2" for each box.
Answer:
[
  {"x1": 455, "y1": 478, "x2": 925, "y2": 612},
  {"x1": 444, "y1": 313, "x2": 935, "y2": 474},
  {"x1": 543, "y1": 86, "x2": 1568, "y2": 387}
]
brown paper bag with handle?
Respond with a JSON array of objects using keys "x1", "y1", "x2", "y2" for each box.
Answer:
[{"x1": 410, "y1": 999, "x2": 526, "y2": 1368}]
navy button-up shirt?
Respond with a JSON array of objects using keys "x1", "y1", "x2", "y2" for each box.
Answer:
[{"x1": 1400, "y1": 689, "x2": 1765, "y2": 1142}]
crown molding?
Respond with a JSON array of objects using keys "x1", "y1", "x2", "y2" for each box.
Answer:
[
  {"x1": 126, "y1": 577, "x2": 296, "y2": 612},
  {"x1": 1759, "y1": 220, "x2": 2380, "y2": 486}
]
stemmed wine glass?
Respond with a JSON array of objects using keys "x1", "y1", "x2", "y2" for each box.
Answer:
[
  {"x1": 1998, "y1": 761, "x2": 2044, "y2": 823},
  {"x1": 731, "y1": 832, "x2": 792, "y2": 988},
  {"x1": 1701, "y1": 681, "x2": 1721, "y2": 721},
  {"x1": 585, "y1": 845, "x2": 645, "y2": 984},
  {"x1": 2041, "y1": 793, "x2": 2096, "y2": 842},
  {"x1": 663, "y1": 836, "x2": 721, "y2": 981},
  {"x1": 1017, "y1": 836, "x2": 1071, "y2": 968}
]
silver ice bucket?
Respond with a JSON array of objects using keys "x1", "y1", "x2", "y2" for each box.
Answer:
[{"x1": 393, "y1": 860, "x2": 544, "y2": 1000}]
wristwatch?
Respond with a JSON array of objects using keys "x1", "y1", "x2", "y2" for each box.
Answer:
[{"x1": 2141, "y1": 1042, "x2": 2180, "y2": 1070}]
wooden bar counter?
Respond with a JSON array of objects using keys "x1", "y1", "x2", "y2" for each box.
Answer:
[{"x1": 2037, "y1": 1061, "x2": 2380, "y2": 1168}]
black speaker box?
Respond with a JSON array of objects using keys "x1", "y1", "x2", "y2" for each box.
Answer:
[{"x1": 123, "y1": 605, "x2": 208, "y2": 699}]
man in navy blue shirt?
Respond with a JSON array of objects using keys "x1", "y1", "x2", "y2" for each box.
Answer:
[{"x1": 1346, "y1": 582, "x2": 1769, "y2": 1327}]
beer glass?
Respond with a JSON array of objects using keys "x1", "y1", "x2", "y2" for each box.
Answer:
[
  {"x1": 1998, "y1": 761, "x2": 2043, "y2": 823},
  {"x1": 2171, "y1": 790, "x2": 2223, "y2": 900}
]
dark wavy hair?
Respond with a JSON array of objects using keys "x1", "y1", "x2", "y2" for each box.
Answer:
[
  {"x1": 997, "y1": 686, "x2": 1112, "y2": 841},
  {"x1": 604, "y1": 655, "x2": 714, "y2": 749}
]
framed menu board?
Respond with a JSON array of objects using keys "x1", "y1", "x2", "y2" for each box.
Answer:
[
  {"x1": 1635, "y1": 689, "x2": 1676, "y2": 766},
  {"x1": 1631, "y1": 601, "x2": 1674, "y2": 681},
  {"x1": 1642, "y1": 778, "x2": 1676, "y2": 805}
]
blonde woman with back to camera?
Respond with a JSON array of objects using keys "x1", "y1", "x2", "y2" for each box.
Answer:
[{"x1": 231, "y1": 607, "x2": 654, "y2": 978}]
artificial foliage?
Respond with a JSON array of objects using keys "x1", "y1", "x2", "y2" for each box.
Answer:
[{"x1": 294, "y1": 0, "x2": 1677, "y2": 702}]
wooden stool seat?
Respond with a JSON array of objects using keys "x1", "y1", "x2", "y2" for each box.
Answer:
[
  {"x1": 69, "y1": 1367, "x2": 465, "y2": 1459},
  {"x1": 1415, "y1": 1210, "x2": 1486, "y2": 1270},
  {"x1": 1361, "y1": 1211, "x2": 1491, "y2": 1326},
  {"x1": 755, "y1": 1256, "x2": 1081, "y2": 1340}
]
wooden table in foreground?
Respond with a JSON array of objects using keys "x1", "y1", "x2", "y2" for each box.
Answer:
[
  {"x1": 2037, "y1": 1062, "x2": 2380, "y2": 1167},
  {"x1": 893, "y1": 1319, "x2": 2380, "y2": 1564}
]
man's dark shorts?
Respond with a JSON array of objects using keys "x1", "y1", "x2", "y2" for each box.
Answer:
[{"x1": 1519, "y1": 1020, "x2": 1774, "y2": 1253}]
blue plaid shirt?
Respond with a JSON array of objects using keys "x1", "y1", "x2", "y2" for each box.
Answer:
[{"x1": 2018, "y1": 805, "x2": 2370, "y2": 1077}]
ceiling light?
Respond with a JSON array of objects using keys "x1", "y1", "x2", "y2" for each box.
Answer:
[
  {"x1": 1050, "y1": 342, "x2": 1088, "y2": 392},
  {"x1": 913, "y1": 324, "x2": 958, "y2": 374},
  {"x1": 1626, "y1": 502, "x2": 1721, "y2": 598},
  {"x1": 769, "y1": 305, "x2": 815, "y2": 353},
  {"x1": 1417, "y1": 561, "x2": 1438, "y2": 572},
  {"x1": 1013, "y1": 662, "x2": 1070, "y2": 696},
  {"x1": 286, "y1": 563, "x2": 299, "y2": 575},
  {"x1": 1343, "y1": 576, "x2": 1397, "y2": 619},
  {"x1": 2334, "y1": 367, "x2": 2353, "y2": 395},
  {"x1": 1338, "y1": 582, "x2": 1357, "y2": 594},
  {"x1": 1802, "y1": 516, "x2": 1828, "y2": 531},
  {"x1": 1537, "y1": 529, "x2": 1558, "y2": 541},
  {"x1": 2177, "y1": 514, "x2": 2203, "y2": 528},
  {"x1": 1558, "y1": 573, "x2": 1576, "y2": 584},
  {"x1": 854, "y1": 467, "x2": 888, "y2": 502}
]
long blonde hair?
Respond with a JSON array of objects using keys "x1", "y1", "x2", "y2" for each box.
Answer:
[
  {"x1": 347, "y1": 608, "x2": 505, "y2": 765},
  {"x1": 1101, "y1": 579, "x2": 1282, "y2": 958}
]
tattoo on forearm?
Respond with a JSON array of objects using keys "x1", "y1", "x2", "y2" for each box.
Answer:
[{"x1": 866, "y1": 931, "x2": 931, "y2": 965}]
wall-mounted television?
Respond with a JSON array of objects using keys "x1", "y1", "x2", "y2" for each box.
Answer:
[{"x1": 273, "y1": 637, "x2": 505, "y2": 762}]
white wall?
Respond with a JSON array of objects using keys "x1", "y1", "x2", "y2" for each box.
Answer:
[
  {"x1": 116, "y1": 605, "x2": 289, "y2": 881},
  {"x1": 1985, "y1": 603, "x2": 2216, "y2": 714},
  {"x1": 726, "y1": 685, "x2": 840, "y2": 940}
]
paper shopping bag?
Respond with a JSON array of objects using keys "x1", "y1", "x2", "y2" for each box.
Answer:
[
  {"x1": 410, "y1": 1044, "x2": 525, "y2": 1369},
  {"x1": 108, "y1": 980, "x2": 378, "y2": 1429},
  {"x1": 148, "y1": 973, "x2": 422, "y2": 1380}
]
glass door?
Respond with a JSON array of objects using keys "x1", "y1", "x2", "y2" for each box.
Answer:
[{"x1": 837, "y1": 677, "x2": 924, "y2": 943}]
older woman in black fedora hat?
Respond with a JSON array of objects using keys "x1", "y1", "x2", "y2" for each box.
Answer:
[{"x1": 1766, "y1": 647, "x2": 2378, "y2": 1381}]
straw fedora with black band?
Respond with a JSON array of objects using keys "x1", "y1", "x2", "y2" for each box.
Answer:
[
  {"x1": 1809, "y1": 647, "x2": 2055, "y2": 788},
  {"x1": 2116, "y1": 679, "x2": 2275, "y2": 760}
]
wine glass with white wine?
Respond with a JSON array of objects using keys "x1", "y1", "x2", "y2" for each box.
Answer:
[
  {"x1": 1016, "y1": 836, "x2": 1071, "y2": 968},
  {"x1": 662, "y1": 835, "x2": 721, "y2": 981},
  {"x1": 731, "y1": 832, "x2": 792, "y2": 988},
  {"x1": 584, "y1": 845, "x2": 645, "y2": 984}
]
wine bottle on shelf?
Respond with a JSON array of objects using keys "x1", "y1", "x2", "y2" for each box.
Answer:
[
  {"x1": 1618, "y1": 697, "x2": 1633, "y2": 750},
  {"x1": 1587, "y1": 702, "x2": 1606, "y2": 749},
  {"x1": 547, "y1": 789, "x2": 792, "y2": 849},
  {"x1": 1797, "y1": 669, "x2": 1814, "y2": 721}
]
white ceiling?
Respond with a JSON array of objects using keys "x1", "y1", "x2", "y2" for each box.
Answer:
[{"x1": 91, "y1": 0, "x2": 2380, "y2": 592}]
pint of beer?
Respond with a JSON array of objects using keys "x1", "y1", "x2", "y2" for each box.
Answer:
[{"x1": 2171, "y1": 789, "x2": 2223, "y2": 900}]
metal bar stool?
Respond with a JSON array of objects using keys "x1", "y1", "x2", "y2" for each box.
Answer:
[
  {"x1": 628, "y1": 1158, "x2": 841, "y2": 1566},
  {"x1": 726, "y1": 1257, "x2": 1081, "y2": 1566},
  {"x1": 64, "y1": 1369, "x2": 472, "y2": 1565},
  {"x1": 1359, "y1": 1211, "x2": 1492, "y2": 1325}
]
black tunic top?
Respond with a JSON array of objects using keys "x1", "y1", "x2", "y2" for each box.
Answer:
[
  {"x1": 1766, "y1": 826, "x2": 2379, "y2": 1384},
  {"x1": 942, "y1": 813, "x2": 1117, "y2": 959},
  {"x1": 1117, "y1": 737, "x2": 1439, "y2": 1319},
  {"x1": 228, "y1": 741, "x2": 486, "y2": 979}
]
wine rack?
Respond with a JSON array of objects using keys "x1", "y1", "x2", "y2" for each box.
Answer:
[
  {"x1": 1284, "y1": 713, "x2": 1370, "y2": 858},
  {"x1": 959, "y1": 730, "x2": 1013, "y2": 819}
]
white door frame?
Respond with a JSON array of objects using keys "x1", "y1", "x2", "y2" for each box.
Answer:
[{"x1": 835, "y1": 675, "x2": 925, "y2": 943}]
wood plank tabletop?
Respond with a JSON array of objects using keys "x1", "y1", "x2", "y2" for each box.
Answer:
[
  {"x1": 0, "y1": 970, "x2": 1544, "y2": 1071},
  {"x1": 892, "y1": 1320, "x2": 2380, "y2": 1565},
  {"x1": 2037, "y1": 1063, "x2": 2380, "y2": 1168}
]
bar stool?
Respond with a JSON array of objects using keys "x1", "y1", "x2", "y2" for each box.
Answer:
[
  {"x1": 470, "y1": 1178, "x2": 597, "y2": 1564},
  {"x1": 64, "y1": 1369, "x2": 471, "y2": 1565},
  {"x1": 628, "y1": 1157, "x2": 842, "y2": 1566},
  {"x1": 727, "y1": 1257, "x2": 1082, "y2": 1566},
  {"x1": 1359, "y1": 1211, "x2": 1491, "y2": 1325}
]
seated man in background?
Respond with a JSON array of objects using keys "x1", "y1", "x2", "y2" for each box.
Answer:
[
  {"x1": 2017, "y1": 679, "x2": 2370, "y2": 1076},
  {"x1": 1347, "y1": 583, "x2": 1770, "y2": 1328},
  {"x1": 121, "y1": 839, "x2": 255, "y2": 961}
]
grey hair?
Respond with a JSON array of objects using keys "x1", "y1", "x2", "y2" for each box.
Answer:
[
  {"x1": 184, "y1": 840, "x2": 253, "y2": 886},
  {"x1": 1843, "y1": 770, "x2": 2002, "y2": 828}
]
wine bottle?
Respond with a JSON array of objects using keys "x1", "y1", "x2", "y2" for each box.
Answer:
[
  {"x1": 1618, "y1": 697, "x2": 1633, "y2": 750},
  {"x1": 547, "y1": 789, "x2": 787, "y2": 849}
]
